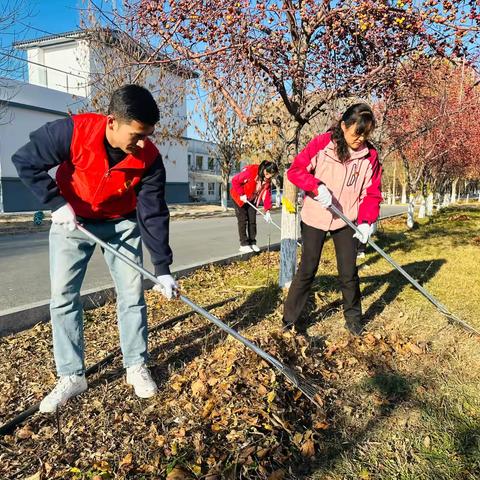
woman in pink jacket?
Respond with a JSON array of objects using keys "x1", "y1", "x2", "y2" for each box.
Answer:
[{"x1": 283, "y1": 103, "x2": 382, "y2": 335}]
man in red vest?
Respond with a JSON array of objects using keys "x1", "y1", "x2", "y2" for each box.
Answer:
[{"x1": 12, "y1": 85, "x2": 177, "y2": 412}]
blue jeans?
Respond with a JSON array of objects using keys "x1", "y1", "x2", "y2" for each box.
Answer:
[{"x1": 49, "y1": 218, "x2": 148, "y2": 376}]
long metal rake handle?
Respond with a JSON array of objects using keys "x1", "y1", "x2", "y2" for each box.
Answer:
[
  {"x1": 246, "y1": 200, "x2": 301, "y2": 248},
  {"x1": 76, "y1": 224, "x2": 318, "y2": 403},
  {"x1": 328, "y1": 204, "x2": 480, "y2": 336}
]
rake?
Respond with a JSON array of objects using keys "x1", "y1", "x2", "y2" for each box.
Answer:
[
  {"x1": 245, "y1": 200, "x2": 301, "y2": 247},
  {"x1": 328, "y1": 204, "x2": 480, "y2": 336},
  {"x1": 76, "y1": 225, "x2": 321, "y2": 407}
]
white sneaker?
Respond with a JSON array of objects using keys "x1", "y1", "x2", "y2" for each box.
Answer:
[
  {"x1": 250, "y1": 244, "x2": 260, "y2": 252},
  {"x1": 357, "y1": 252, "x2": 366, "y2": 259},
  {"x1": 239, "y1": 245, "x2": 253, "y2": 253},
  {"x1": 39, "y1": 374, "x2": 88, "y2": 413},
  {"x1": 126, "y1": 364, "x2": 158, "y2": 398}
]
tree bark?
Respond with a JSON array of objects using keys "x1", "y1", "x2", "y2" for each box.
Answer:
[
  {"x1": 279, "y1": 171, "x2": 298, "y2": 288},
  {"x1": 407, "y1": 194, "x2": 415, "y2": 228}
]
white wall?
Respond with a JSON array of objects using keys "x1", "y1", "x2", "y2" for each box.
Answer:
[
  {"x1": 0, "y1": 80, "x2": 77, "y2": 177},
  {"x1": 26, "y1": 40, "x2": 90, "y2": 97},
  {"x1": 0, "y1": 107, "x2": 66, "y2": 177},
  {"x1": 158, "y1": 139, "x2": 189, "y2": 183}
]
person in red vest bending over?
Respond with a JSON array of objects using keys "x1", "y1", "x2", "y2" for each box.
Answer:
[
  {"x1": 283, "y1": 103, "x2": 382, "y2": 336},
  {"x1": 230, "y1": 161, "x2": 278, "y2": 253},
  {"x1": 12, "y1": 85, "x2": 178, "y2": 412}
]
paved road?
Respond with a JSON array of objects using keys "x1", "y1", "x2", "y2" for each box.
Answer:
[{"x1": 0, "y1": 205, "x2": 406, "y2": 311}]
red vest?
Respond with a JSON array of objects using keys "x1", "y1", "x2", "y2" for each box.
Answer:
[{"x1": 56, "y1": 113, "x2": 159, "y2": 219}]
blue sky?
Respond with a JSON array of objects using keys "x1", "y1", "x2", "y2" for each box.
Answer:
[
  {"x1": 6, "y1": 0, "x2": 82, "y2": 41},
  {"x1": 1, "y1": 0, "x2": 204, "y2": 138}
]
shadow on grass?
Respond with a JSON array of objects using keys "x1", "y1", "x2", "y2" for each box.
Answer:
[{"x1": 301, "y1": 259, "x2": 446, "y2": 331}]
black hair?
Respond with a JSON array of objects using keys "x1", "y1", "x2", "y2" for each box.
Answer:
[
  {"x1": 330, "y1": 103, "x2": 375, "y2": 163},
  {"x1": 258, "y1": 160, "x2": 278, "y2": 182},
  {"x1": 108, "y1": 84, "x2": 160, "y2": 126}
]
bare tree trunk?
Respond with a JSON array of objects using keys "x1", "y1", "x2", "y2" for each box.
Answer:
[
  {"x1": 418, "y1": 194, "x2": 426, "y2": 219},
  {"x1": 221, "y1": 178, "x2": 229, "y2": 211},
  {"x1": 451, "y1": 178, "x2": 459, "y2": 204},
  {"x1": 279, "y1": 172, "x2": 298, "y2": 288},
  {"x1": 401, "y1": 183, "x2": 407, "y2": 204},
  {"x1": 442, "y1": 191, "x2": 450, "y2": 207},
  {"x1": 407, "y1": 193, "x2": 415, "y2": 228},
  {"x1": 279, "y1": 126, "x2": 302, "y2": 287},
  {"x1": 426, "y1": 190, "x2": 434, "y2": 216},
  {"x1": 392, "y1": 161, "x2": 397, "y2": 205},
  {"x1": 386, "y1": 186, "x2": 392, "y2": 205}
]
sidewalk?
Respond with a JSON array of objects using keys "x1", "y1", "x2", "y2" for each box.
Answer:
[{"x1": 0, "y1": 203, "x2": 239, "y2": 235}]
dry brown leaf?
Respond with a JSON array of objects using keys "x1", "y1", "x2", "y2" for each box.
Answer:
[
  {"x1": 17, "y1": 426, "x2": 33, "y2": 439},
  {"x1": 119, "y1": 452, "x2": 133, "y2": 468},
  {"x1": 300, "y1": 438, "x2": 315, "y2": 457},
  {"x1": 258, "y1": 384, "x2": 268, "y2": 396},
  {"x1": 407, "y1": 343, "x2": 423, "y2": 355},
  {"x1": 166, "y1": 466, "x2": 191, "y2": 480},
  {"x1": 257, "y1": 447, "x2": 270, "y2": 458},
  {"x1": 211, "y1": 422, "x2": 223, "y2": 432},
  {"x1": 314, "y1": 421, "x2": 330, "y2": 430},
  {"x1": 191, "y1": 379, "x2": 207, "y2": 396}
]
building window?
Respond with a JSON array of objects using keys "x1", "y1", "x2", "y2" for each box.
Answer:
[
  {"x1": 208, "y1": 157, "x2": 215, "y2": 171},
  {"x1": 188, "y1": 154, "x2": 192, "y2": 167},
  {"x1": 196, "y1": 155, "x2": 203, "y2": 170},
  {"x1": 196, "y1": 182, "x2": 204, "y2": 196},
  {"x1": 208, "y1": 182, "x2": 215, "y2": 195}
]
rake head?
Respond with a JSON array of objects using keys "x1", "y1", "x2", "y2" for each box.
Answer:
[{"x1": 278, "y1": 364, "x2": 323, "y2": 408}]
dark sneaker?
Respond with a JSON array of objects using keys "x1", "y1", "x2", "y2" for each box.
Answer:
[{"x1": 345, "y1": 318, "x2": 366, "y2": 336}]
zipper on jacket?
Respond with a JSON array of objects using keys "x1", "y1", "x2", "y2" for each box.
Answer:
[
  {"x1": 327, "y1": 161, "x2": 349, "y2": 230},
  {"x1": 91, "y1": 168, "x2": 112, "y2": 207}
]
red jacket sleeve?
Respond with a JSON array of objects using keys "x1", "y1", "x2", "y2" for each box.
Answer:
[
  {"x1": 287, "y1": 133, "x2": 331, "y2": 195},
  {"x1": 231, "y1": 167, "x2": 251, "y2": 196},
  {"x1": 357, "y1": 149, "x2": 383, "y2": 224}
]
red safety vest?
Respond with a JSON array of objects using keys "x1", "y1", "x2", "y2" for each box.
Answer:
[{"x1": 56, "y1": 113, "x2": 158, "y2": 219}]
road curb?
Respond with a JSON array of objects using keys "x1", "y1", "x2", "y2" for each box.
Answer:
[{"x1": 0, "y1": 243, "x2": 281, "y2": 337}]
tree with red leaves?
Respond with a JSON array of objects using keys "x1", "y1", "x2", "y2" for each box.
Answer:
[{"x1": 383, "y1": 57, "x2": 480, "y2": 226}]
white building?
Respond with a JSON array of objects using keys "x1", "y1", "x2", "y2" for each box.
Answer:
[
  {"x1": 186, "y1": 137, "x2": 243, "y2": 203},
  {"x1": 0, "y1": 29, "x2": 198, "y2": 212},
  {"x1": 0, "y1": 79, "x2": 79, "y2": 212}
]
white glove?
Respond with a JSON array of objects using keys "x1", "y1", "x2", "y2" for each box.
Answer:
[
  {"x1": 153, "y1": 274, "x2": 179, "y2": 300},
  {"x1": 353, "y1": 223, "x2": 374, "y2": 244},
  {"x1": 51, "y1": 203, "x2": 77, "y2": 231},
  {"x1": 264, "y1": 211, "x2": 272, "y2": 223},
  {"x1": 313, "y1": 184, "x2": 332, "y2": 208},
  {"x1": 240, "y1": 195, "x2": 248, "y2": 203}
]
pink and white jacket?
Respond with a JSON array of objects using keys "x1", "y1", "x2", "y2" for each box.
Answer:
[{"x1": 287, "y1": 132, "x2": 382, "y2": 231}]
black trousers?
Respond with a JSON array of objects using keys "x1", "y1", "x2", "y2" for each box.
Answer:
[
  {"x1": 284, "y1": 221, "x2": 362, "y2": 324},
  {"x1": 234, "y1": 203, "x2": 257, "y2": 246}
]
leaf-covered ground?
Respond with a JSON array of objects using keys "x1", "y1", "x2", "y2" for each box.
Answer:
[{"x1": 1, "y1": 206, "x2": 479, "y2": 479}]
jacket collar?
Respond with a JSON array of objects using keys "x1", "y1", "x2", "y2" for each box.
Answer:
[{"x1": 324, "y1": 140, "x2": 369, "y2": 163}]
